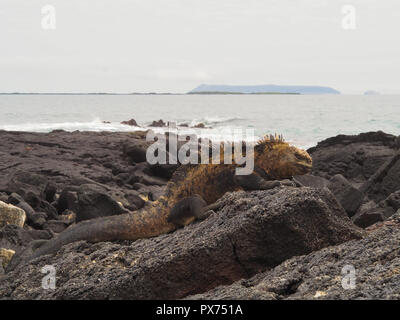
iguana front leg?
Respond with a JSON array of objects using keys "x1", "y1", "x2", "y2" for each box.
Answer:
[{"x1": 167, "y1": 194, "x2": 219, "y2": 227}]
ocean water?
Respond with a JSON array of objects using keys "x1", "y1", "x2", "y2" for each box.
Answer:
[{"x1": 0, "y1": 94, "x2": 399, "y2": 149}]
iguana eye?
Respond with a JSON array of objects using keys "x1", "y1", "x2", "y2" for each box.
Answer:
[{"x1": 294, "y1": 153, "x2": 303, "y2": 160}]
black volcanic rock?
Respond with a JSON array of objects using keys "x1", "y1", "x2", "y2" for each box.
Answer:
[
  {"x1": 120, "y1": 119, "x2": 139, "y2": 126},
  {"x1": 385, "y1": 190, "x2": 400, "y2": 211},
  {"x1": 352, "y1": 190, "x2": 400, "y2": 228},
  {"x1": 149, "y1": 119, "x2": 167, "y2": 127},
  {"x1": 123, "y1": 144, "x2": 147, "y2": 163},
  {"x1": 309, "y1": 131, "x2": 400, "y2": 203},
  {"x1": 307, "y1": 131, "x2": 400, "y2": 227},
  {"x1": 327, "y1": 174, "x2": 364, "y2": 216},
  {"x1": 193, "y1": 123, "x2": 206, "y2": 128},
  {"x1": 308, "y1": 131, "x2": 398, "y2": 185},
  {"x1": 4, "y1": 171, "x2": 49, "y2": 206},
  {"x1": 293, "y1": 174, "x2": 330, "y2": 189},
  {"x1": 1, "y1": 129, "x2": 400, "y2": 300},
  {"x1": 0, "y1": 225, "x2": 51, "y2": 256},
  {"x1": 293, "y1": 174, "x2": 364, "y2": 217},
  {"x1": 0, "y1": 130, "x2": 162, "y2": 212},
  {"x1": 43, "y1": 182, "x2": 57, "y2": 203},
  {"x1": 76, "y1": 184, "x2": 128, "y2": 222},
  {"x1": 361, "y1": 151, "x2": 400, "y2": 202},
  {"x1": 188, "y1": 211, "x2": 400, "y2": 300},
  {"x1": 0, "y1": 187, "x2": 362, "y2": 299},
  {"x1": 7, "y1": 193, "x2": 35, "y2": 222},
  {"x1": 56, "y1": 190, "x2": 79, "y2": 214}
]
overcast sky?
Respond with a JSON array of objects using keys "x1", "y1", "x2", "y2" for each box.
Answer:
[{"x1": 0, "y1": 0, "x2": 399, "y2": 93}]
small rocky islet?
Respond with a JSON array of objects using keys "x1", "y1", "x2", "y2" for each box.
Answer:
[{"x1": 0, "y1": 127, "x2": 399, "y2": 299}]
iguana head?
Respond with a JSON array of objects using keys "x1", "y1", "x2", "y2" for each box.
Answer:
[{"x1": 254, "y1": 136, "x2": 312, "y2": 179}]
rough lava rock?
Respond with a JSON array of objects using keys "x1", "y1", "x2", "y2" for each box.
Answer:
[
  {"x1": 0, "y1": 187, "x2": 363, "y2": 299},
  {"x1": 56, "y1": 190, "x2": 79, "y2": 214},
  {"x1": 0, "y1": 130, "x2": 158, "y2": 200},
  {"x1": 120, "y1": 119, "x2": 139, "y2": 127},
  {"x1": 327, "y1": 174, "x2": 364, "y2": 216},
  {"x1": 149, "y1": 119, "x2": 167, "y2": 127},
  {"x1": 361, "y1": 151, "x2": 400, "y2": 202},
  {"x1": 2, "y1": 171, "x2": 49, "y2": 201},
  {"x1": 193, "y1": 123, "x2": 206, "y2": 128},
  {"x1": 76, "y1": 184, "x2": 128, "y2": 222},
  {"x1": 0, "y1": 224, "x2": 51, "y2": 269},
  {"x1": 0, "y1": 130, "x2": 163, "y2": 229},
  {"x1": 293, "y1": 174, "x2": 330, "y2": 189},
  {"x1": 1, "y1": 129, "x2": 399, "y2": 300},
  {"x1": 293, "y1": 174, "x2": 364, "y2": 217},
  {"x1": 188, "y1": 211, "x2": 400, "y2": 300},
  {"x1": 123, "y1": 144, "x2": 148, "y2": 164},
  {"x1": 352, "y1": 190, "x2": 400, "y2": 228},
  {"x1": 308, "y1": 131, "x2": 400, "y2": 223},
  {"x1": 6, "y1": 193, "x2": 35, "y2": 223},
  {"x1": 308, "y1": 131, "x2": 398, "y2": 187},
  {"x1": 385, "y1": 190, "x2": 400, "y2": 211}
]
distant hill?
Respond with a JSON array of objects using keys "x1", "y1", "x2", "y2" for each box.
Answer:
[
  {"x1": 364, "y1": 90, "x2": 380, "y2": 95},
  {"x1": 189, "y1": 84, "x2": 340, "y2": 95}
]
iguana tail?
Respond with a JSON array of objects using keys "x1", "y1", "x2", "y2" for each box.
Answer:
[{"x1": 27, "y1": 202, "x2": 175, "y2": 262}]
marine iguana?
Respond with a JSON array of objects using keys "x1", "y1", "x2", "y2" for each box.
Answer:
[{"x1": 25, "y1": 136, "x2": 312, "y2": 262}]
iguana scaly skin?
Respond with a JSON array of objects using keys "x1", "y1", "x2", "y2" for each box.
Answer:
[{"x1": 27, "y1": 137, "x2": 312, "y2": 261}]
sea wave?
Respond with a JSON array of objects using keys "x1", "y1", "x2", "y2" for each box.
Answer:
[
  {"x1": 175, "y1": 116, "x2": 247, "y2": 128},
  {"x1": 0, "y1": 118, "x2": 256, "y2": 140},
  {"x1": 0, "y1": 119, "x2": 143, "y2": 133},
  {"x1": 0, "y1": 119, "x2": 314, "y2": 148}
]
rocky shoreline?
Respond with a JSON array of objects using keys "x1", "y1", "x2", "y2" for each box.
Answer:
[{"x1": 0, "y1": 129, "x2": 399, "y2": 299}]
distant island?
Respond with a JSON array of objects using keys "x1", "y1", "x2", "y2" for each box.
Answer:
[
  {"x1": 187, "y1": 91, "x2": 300, "y2": 95},
  {"x1": 189, "y1": 84, "x2": 340, "y2": 95},
  {"x1": 364, "y1": 90, "x2": 380, "y2": 95},
  {"x1": 0, "y1": 84, "x2": 340, "y2": 95}
]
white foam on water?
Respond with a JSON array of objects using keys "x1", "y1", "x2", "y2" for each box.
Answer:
[
  {"x1": 0, "y1": 118, "x2": 143, "y2": 133},
  {"x1": 0, "y1": 119, "x2": 313, "y2": 148},
  {"x1": 0, "y1": 119, "x2": 257, "y2": 142},
  {"x1": 187, "y1": 116, "x2": 247, "y2": 127}
]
